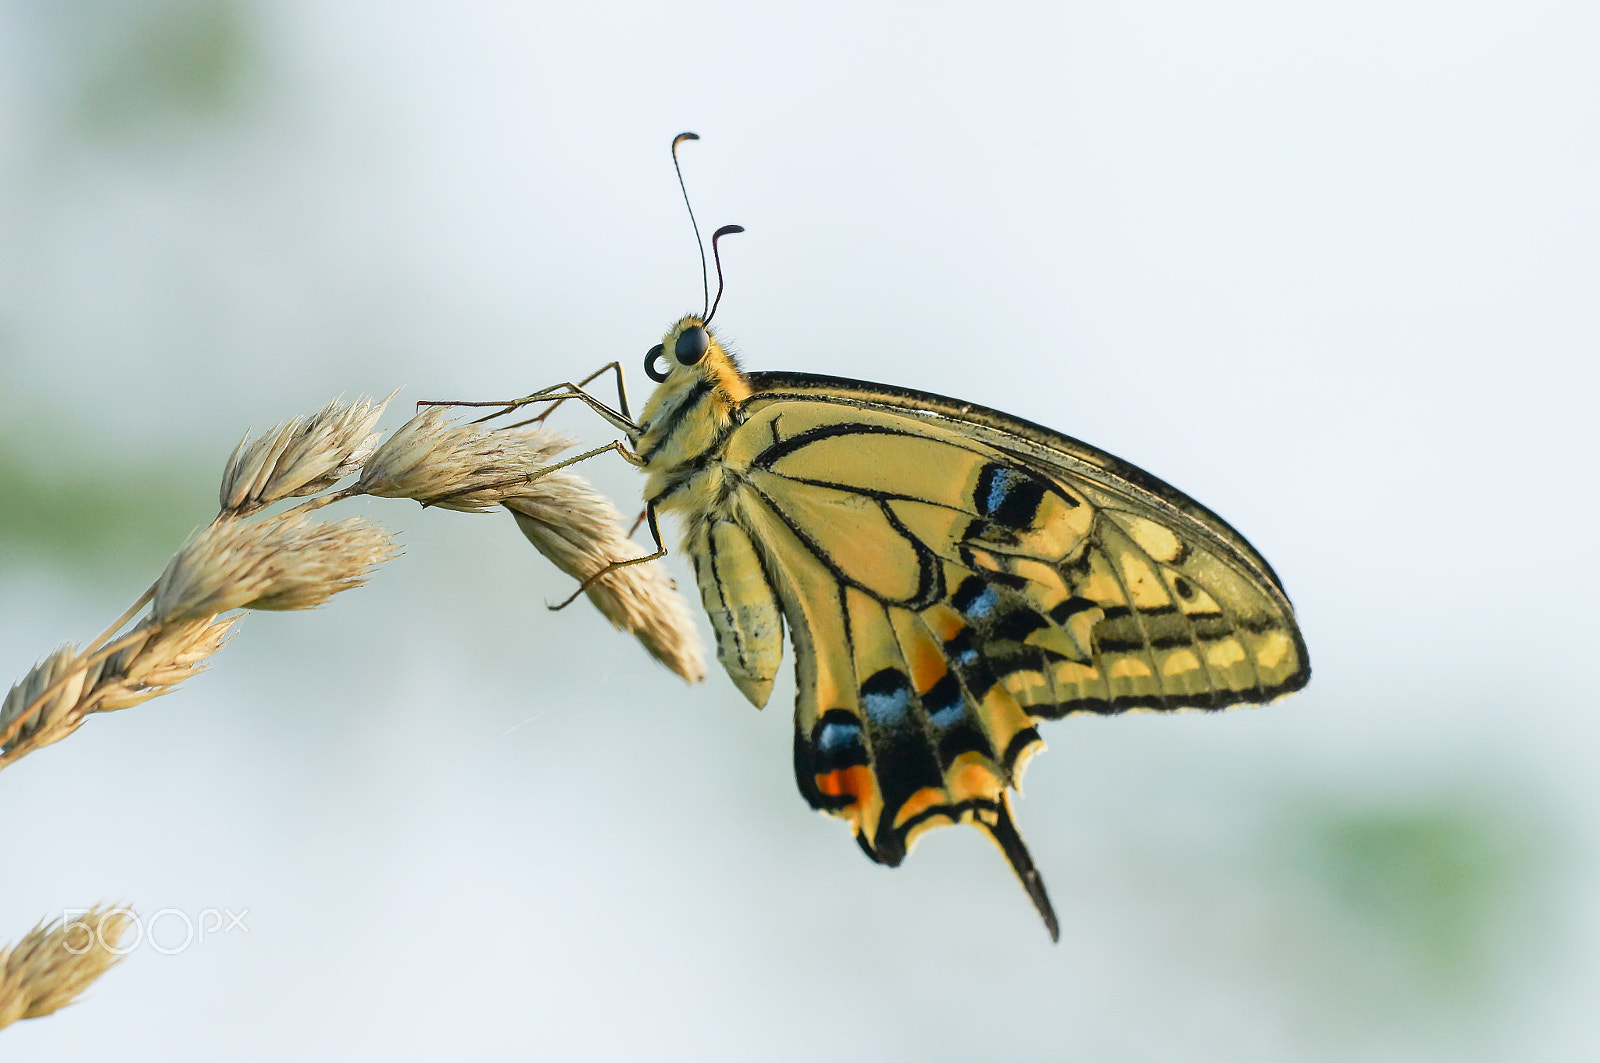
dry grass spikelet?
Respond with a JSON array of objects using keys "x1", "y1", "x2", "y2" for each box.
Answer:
[
  {"x1": 0, "y1": 646, "x2": 91, "y2": 753},
  {"x1": 0, "y1": 615, "x2": 239, "y2": 764},
  {"x1": 507, "y1": 472, "x2": 705, "y2": 683},
  {"x1": 153, "y1": 514, "x2": 398, "y2": 623},
  {"x1": 2, "y1": 502, "x2": 387, "y2": 768},
  {"x1": 220, "y1": 394, "x2": 389, "y2": 514},
  {"x1": 98, "y1": 615, "x2": 241, "y2": 705},
  {"x1": 357, "y1": 406, "x2": 572, "y2": 511},
  {"x1": 0, "y1": 907, "x2": 133, "y2": 1029},
  {"x1": 364, "y1": 406, "x2": 705, "y2": 679}
]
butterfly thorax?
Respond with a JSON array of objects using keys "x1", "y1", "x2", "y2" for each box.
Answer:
[{"x1": 632, "y1": 317, "x2": 752, "y2": 518}]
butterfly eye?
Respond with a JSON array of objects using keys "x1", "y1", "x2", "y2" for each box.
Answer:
[
  {"x1": 675, "y1": 325, "x2": 710, "y2": 365},
  {"x1": 644, "y1": 343, "x2": 670, "y2": 383}
]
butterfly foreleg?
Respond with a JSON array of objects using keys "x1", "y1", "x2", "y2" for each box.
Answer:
[
  {"x1": 508, "y1": 362, "x2": 635, "y2": 427},
  {"x1": 513, "y1": 382, "x2": 641, "y2": 436},
  {"x1": 547, "y1": 501, "x2": 668, "y2": 612},
  {"x1": 422, "y1": 381, "x2": 640, "y2": 436},
  {"x1": 419, "y1": 439, "x2": 643, "y2": 509}
]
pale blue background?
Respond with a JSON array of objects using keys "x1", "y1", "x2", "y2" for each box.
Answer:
[{"x1": 1, "y1": 1, "x2": 1595, "y2": 1059}]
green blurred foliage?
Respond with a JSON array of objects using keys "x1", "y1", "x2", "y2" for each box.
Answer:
[
  {"x1": 44, "y1": 0, "x2": 259, "y2": 139},
  {"x1": 0, "y1": 426, "x2": 214, "y2": 576},
  {"x1": 1299, "y1": 804, "x2": 1530, "y2": 987},
  {"x1": 1266, "y1": 788, "x2": 1558, "y2": 1047}
]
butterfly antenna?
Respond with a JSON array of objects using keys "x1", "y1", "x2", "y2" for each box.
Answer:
[
  {"x1": 707, "y1": 224, "x2": 744, "y2": 325},
  {"x1": 671, "y1": 132, "x2": 709, "y2": 318}
]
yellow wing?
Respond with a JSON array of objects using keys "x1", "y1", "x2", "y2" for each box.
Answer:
[{"x1": 687, "y1": 374, "x2": 1308, "y2": 940}]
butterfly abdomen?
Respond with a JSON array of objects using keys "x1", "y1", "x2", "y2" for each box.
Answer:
[{"x1": 689, "y1": 517, "x2": 784, "y2": 708}]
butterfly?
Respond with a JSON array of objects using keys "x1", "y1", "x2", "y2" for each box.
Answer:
[{"x1": 514, "y1": 135, "x2": 1310, "y2": 941}]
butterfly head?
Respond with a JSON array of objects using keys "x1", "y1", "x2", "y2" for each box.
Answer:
[{"x1": 632, "y1": 314, "x2": 751, "y2": 459}]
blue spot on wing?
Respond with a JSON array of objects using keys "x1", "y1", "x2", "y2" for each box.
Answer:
[
  {"x1": 982, "y1": 467, "x2": 1017, "y2": 514},
  {"x1": 941, "y1": 628, "x2": 997, "y2": 699},
  {"x1": 952, "y1": 577, "x2": 1000, "y2": 621},
  {"x1": 974, "y1": 463, "x2": 1047, "y2": 529},
  {"x1": 923, "y1": 673, "x2": 966, "y2": 728},
  {"x1": 860, "y1": 668, "x2": 913, "y2": 726},
  {"x1": 818, "y1": 719, "x2": 862, "y2": 755},
  {"x1": 799, "y1": 709, "x2": 868, "y2": 797},
  {"x1": 945, "y1": 629, "x2": 981, "y2": 669}
]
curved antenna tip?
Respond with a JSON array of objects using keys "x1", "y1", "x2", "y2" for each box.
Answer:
[
  {"x1": 706, "y1": 224, "x2": 745, "y2": 324},
  {"x1": 670, "y1": 133, "x2": 709, "y2": 315}
]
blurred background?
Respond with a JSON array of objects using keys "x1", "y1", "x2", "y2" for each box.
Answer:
[{"x1": 1, "y1": 1, "x2": 1595, "y2": 1058}]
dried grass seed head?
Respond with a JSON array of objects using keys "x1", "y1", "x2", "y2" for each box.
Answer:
[
  {"x1": 245, "y1": 518, "x2": 397, "y2": 610},
  {"x1": 100, "y1": 615, "x2": 240, "y2": 702},
  {"x1": 153, "y1": 514, "x2": 399, "y2": 623},
  {"x1": 359, "y1": 407, "x2": 574, "y2": 511},
  {"x1": 0, "y1": 906, "x2": 134, "y2": 1028},
  {"x1": 220, "y1": 394, "x2": 390, "y2": 513},
  {"x1": 506, "y1": 472, "x2": 705, "y2": 684},
  {"x1": 0, "y1": 645, "x2": 93, "y2": 750},
  {"x1": 0, "y1": 615, "x2": 242, "y2": 761}
]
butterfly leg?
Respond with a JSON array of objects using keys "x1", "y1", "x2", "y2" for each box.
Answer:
[
  {"x1": 420, "y1": 440, "x2": 642, "y2": 508},
  {"x1": 511, "y1": 381, "x2": 638, "y2": 435},
  {"x1": 418, "y1": 381, "x2": 640, "y2": 436},
  {"x1": 547, "y1": 501, "x2": 668, "y2": 611},
  {"x1": 511, "y1": 439, "x2": 644, "y2": 479},
  {"x1": 506, "y1": 362, "x2": 634, "y2": 427}
]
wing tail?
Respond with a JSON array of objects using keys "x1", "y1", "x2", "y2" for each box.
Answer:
[{"x1": 980, "y1": 793, "x2": 1060, "y2": 942}]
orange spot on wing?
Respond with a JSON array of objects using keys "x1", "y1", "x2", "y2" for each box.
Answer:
[
  {"x1": 903, "y1": 638, "x2": 949, "y2": 693},
  {"x1": 815, "y1": 766, "x2": 872, "y2": 811},
  {"x1": 923, "y1": 603, "x2": 966, "y2": 642},
  {"x1": 946, "y1": 755, "x2": 1006, "y2": 802},
  {"x1": 893, "y1": 786, "x2": 951, "y2": 830}
]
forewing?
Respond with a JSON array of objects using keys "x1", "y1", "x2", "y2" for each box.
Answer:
[{"x1": 728, "y1": 396, "x2": 1309, "y2": 717}]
